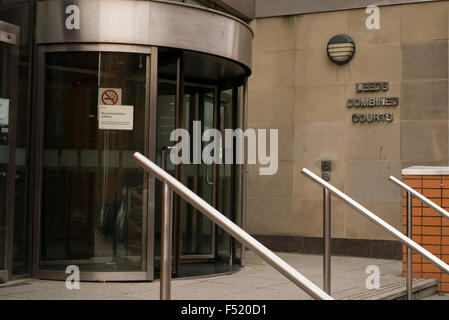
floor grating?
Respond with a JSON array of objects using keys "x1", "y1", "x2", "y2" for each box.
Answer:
[{"x1": 335, "y1": 277, "x2": 438, "y2": 300}]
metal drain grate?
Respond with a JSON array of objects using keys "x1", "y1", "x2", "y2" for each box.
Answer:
[{"x1": 336, "y1": 277, "x2": 438, "y2": 300}]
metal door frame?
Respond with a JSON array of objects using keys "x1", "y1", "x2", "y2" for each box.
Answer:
[
  {"x1": 0, "y1": 20, "x2": 20, "y2": 282},
  {"x1": 183, "y1": 80, "x2": 218, "y2": 261},
  {"x1": 32, "y1": 43, "x2": 155, "y2": 281}
]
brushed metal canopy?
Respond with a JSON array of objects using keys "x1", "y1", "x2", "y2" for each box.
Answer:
[{"x1": 36, "y1": 0, "x2": 253, "y2": 74}]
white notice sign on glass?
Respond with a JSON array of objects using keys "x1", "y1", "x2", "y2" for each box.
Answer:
[
  {"x1": 0, "y1": 98, "x2": 9, "y2": 126},
  {"x1": 98, "y1": 105, "x2": 134, "y2": 130}
]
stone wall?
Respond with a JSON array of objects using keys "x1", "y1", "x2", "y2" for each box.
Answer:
[{"x1": 246, "y1": 1, "x2": 449, "y2": 252}]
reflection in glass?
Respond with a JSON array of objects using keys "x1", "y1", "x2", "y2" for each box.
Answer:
[
  {"x1": 181, "y1": 85, "x2": 215, "y2": 256},
  {"x1": 154, "y1": 80, "x2": 177, "y2": 257},
  {"x1": 217, "y1": 89, "x2": 234, "y2": 264},
  {"x1": 154, "y1": 50, "x2": 246, "y2": 277},
  {"x1": 0, "y1": 42, "x2": 12, "y2": 272},
  {"x1": 40, "y1": 52, "x2": 148, "y2": 272},
  {"x1": 155, "y1": 83, "x2": 217, "y2": 264},
  {"x1": 233, "y1": 85, "x2": 245, "y2": 265}
]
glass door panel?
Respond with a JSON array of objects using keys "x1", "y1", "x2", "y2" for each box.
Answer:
[
  {"x1": 40, "y1": 51, "x2": 149, "y2": 273},
  {"x1": 181, "y1": 85, "x2": 215, "y2": 257},
  {"x1": 154, "y1": 80, "x2": 177, "y2": 258},
  {"x1": 216, "y1": 89, "x2": 234, "y2": 264},
  {"x1": 233, "y1": 85, "x2": 245, "y2": 266},
  {"x1": 0, "y1": 22, "x2": 19, "y2": 282},
  {"x1": 0, "y1": 42, "x2": 11, "y2": 279},
  {"x1": 155, "y1": 81, "x2": 217, "y2": 278}
]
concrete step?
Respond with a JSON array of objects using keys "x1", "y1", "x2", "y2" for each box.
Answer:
[
  {"x1": 423, "y1": 292, "x2": 449, "y2": 300},
  {"x1": 335, "y1": 277, "x2": 438, "y2": 300}
]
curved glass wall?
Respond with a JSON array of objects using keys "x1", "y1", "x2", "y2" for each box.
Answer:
[
  {"x1": 32, "y1": 0, "x2": 251, "y2": 281},
  {"x1": 36, "y1": 47, "x2": 248, "y2": 280},
  {"x1": 0, "y1": 0, "x2": 253, "y2": 282},
  {"x1": 40, "y1": 51, "x2": 149, "y2": 273},
  {"x1": 0, "y1": 41, "x2": 13, "y2": 279}
]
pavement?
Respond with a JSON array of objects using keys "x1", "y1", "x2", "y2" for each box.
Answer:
[{"x1": 0, "y1": 251, "x2": 448, "y2": 300}]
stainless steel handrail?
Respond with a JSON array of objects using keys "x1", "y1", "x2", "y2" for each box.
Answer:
[
  {"x1": 301, "y1": 168, "x2": 449, "y2": 298},
  {"x1": 389, "y1": 175, "x2": 449, "y2": 299},
  {"x1": 133, "y1": 152, "x2": 333, "y2": 300},
  {"x1": 390, "y1": 176, "x2": 449, "y2": 220}
]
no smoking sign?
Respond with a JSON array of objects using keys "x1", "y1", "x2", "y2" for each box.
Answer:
[{"x1": 98, "y1": 88, "x2": 122, "y2": 106}]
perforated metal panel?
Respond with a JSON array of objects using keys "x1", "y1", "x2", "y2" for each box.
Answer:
[{"x1": 336, "y1": 277, "x2": 438, "y2": 300}]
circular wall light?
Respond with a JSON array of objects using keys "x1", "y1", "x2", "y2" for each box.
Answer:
[{"x1": 327, "y1": 34, "x2": 356, "y2": 65}]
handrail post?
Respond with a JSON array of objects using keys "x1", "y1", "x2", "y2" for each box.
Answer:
[
  {"x1": 161, "y1": 146, "x2": 180, "y2": 276},
  {"x1": 160, "y1": 180, "x2": 173, "y2": 300},
  {"x1": 406, "y1": 191, "x2": 413, "y2": 300},
  {"x1": 323, "y1": 188, "x2": 331, "y2": 294}
]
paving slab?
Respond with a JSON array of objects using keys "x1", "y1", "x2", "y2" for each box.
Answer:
[{"x1": 0, "y1": 251, "x2": 441, "y2": 300}]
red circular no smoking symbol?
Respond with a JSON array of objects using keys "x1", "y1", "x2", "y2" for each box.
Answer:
[{"x1": 101, "y1": 89, "x2": 119, "y2": 105}]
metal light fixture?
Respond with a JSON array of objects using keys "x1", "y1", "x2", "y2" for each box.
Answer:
[{"x1": 327, "y1": 34, "x2": 355, "y2": 65}]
